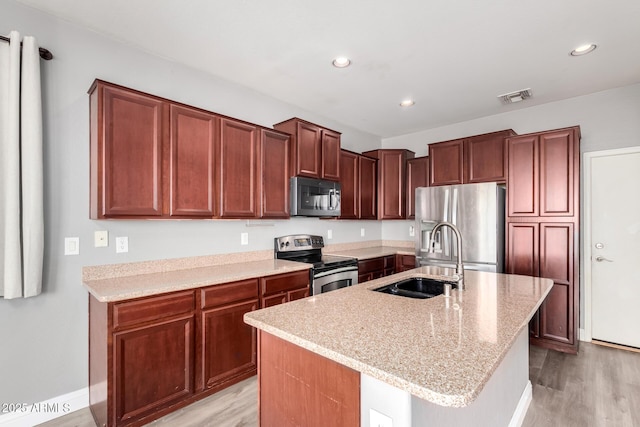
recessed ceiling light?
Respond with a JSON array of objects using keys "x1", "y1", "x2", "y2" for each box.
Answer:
[
  {"x1": 400, "y1": 99, "x2": 415, "y2": 107},
  {"x1": 570, "y1": 43, "x2": 597, "y2": 56},
  {"x1": 332, "y1": 57, "x2": 351, "y2": 68}
]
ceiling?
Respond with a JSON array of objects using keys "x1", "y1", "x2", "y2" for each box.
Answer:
[{"x1": 16, "y1": 0, "x2": 640, "y2": 138}]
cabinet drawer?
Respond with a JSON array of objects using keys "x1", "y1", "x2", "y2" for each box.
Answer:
[
  {"x1": 113, "y1": 291, "x2": 195, "y2": 330},
  {"x1": 358, "y1": 257, "x2": 384, "y2": 274},
  {"x1": 201, "y1": 279, "x2": 259, "y2": 309},
  {"x1": 260, "y1": 270, "x2": 310, "y2": 296},
  {"x1": 383, "y1": 255, "x2": 395, "y2": 269}
]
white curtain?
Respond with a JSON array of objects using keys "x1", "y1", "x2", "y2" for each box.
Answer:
[{"x1": 0, "y1": 31, "x2": 44, "y2": 299}]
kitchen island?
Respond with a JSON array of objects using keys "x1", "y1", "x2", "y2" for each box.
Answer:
[{"x1": 244, "y1": 267, "x2": 553, "y2": 427}]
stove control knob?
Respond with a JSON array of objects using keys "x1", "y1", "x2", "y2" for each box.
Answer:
[{"x1": 285, "y1": 241, "x2": 290, "y2": 247}]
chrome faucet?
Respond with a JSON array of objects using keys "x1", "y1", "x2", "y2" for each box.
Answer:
[{"x1": 428, "y1": 221, "x2": 465, "y2": 290}]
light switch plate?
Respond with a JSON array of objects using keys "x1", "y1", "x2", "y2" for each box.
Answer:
[
  {"x1": 361, "y1": 228, "x2": 366, "y2": 237},
  {"x1": 64, "y1": 237, "x2": 79, "y2": 255},
  {"x1": 94, "y1": 230, "x2": 108, "y2": 247},
  {"x1": 327, "y1": 229, "x2": 333, "y2": 240},
  {"x1": 241, "y1": 232, "x2": 249, "y2": 245},
  {"x1": 409, "y1": 226, "x2": 415, "y2": 237}
]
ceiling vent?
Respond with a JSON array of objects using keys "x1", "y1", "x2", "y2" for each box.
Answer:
[{"x1": 498, "y1": 88, "x2": 532, "y2": 104}]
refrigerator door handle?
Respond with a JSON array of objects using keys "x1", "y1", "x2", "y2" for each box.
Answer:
[
  {"x1": 451, "y1": 187, "x2": 458, "y2": 257},
  {"x1": 443, "y1": 189, "x2": 450, "y2": 257}
]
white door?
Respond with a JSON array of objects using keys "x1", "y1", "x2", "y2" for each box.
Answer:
[{"x1": 588, "y1": 147, "x2": 640, "y2": 348}]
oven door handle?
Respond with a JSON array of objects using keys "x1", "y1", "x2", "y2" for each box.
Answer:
[{"x1": 314, "y1": 265, "x2": 358, "y2": 278}]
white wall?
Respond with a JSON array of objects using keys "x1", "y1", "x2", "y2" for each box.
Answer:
[{"x1": 0, "y1": 1, "x2": 382, "y2": 406}]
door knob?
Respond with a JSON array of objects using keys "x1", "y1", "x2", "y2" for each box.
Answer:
[{"x1": 595, "y1": 256, "x2": 613, "y2": 262}]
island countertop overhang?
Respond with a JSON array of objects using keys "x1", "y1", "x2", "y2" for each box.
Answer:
[{"x1": 244, "y1": 267, "x2": 553, "y2": 408}]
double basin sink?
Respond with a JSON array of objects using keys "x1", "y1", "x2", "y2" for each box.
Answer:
[{"x1": 374, "y1": 277, "x2": 457, "y2": 299}]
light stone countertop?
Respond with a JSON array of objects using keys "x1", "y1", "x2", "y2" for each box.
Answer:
[
  {"x1": 244, "y1": 267, "x2": 553, "y2": 408},
  {"x1": 83, "y1": 259, "x2": 311, "y2": 302},
  {"x1": 325, "y1": 245, "x2": 414, "y2": 260}
]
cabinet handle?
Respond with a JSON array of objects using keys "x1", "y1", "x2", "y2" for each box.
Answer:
[{"x1": 595, "y1": 256, "x2": 613, "y2": 262}]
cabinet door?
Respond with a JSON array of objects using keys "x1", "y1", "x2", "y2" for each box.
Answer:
[
  {"x1": 378, "y1": 151, "x2": 408, "y2": 219},
  {"x1": 395, "y1": 254, "x2": 416, "y2": 272},
  {"x1": 359, "y1": 156, "x2": 377, "y2": 219},
  {"x1": 464, "y1": 133, "x2": 508, "y2": 183},
  {"x1": 507, "y1": 135, "x2": 539, "y2": 217},
  {"x1": 406, "y1": 157, "x2": 429, "y2": 219},
  {"x1": 260, "y1": 129, "x2": 290, "y2": 218},
  {"x1": 321, "y1": 130, "x2": 341, "y2": 181},
  {"x1": 506, "y1": 222, "x2": 540, "y2": 277},
  {"x1": 100, "y1": 85, "x2": 164, "y2": 217},
  {"x1": 219, "y1": 119, "x2": 258, "y2": 218},
  {"x1": 539, "y1": 223, "x2": 575, "y2": 345},
  {"x1": 295, "y1": 121, "x2": 322, "y2": 178},
  {"x1": 288, "y1": 287, "x2": 310, "y2": 302},
  {"x1": 539, "y1": 130, "x2": 576, "y2": 217},
  {"x1": 200, "y1": 299, "x2": 258, "y2": 390},
  {"x1": 340, "y1": 151, "x2": 359, "y2": 219},
  {"x1": 261, "y1": 293, "x2": 287, "y2": 308},
  {"x1": 169, "y1": 105, "x2": 217, "y2": 217},
  {"x1": 114, "y1": 315, "x2": 195, "y2": 424},
  {"x1": 429, "y1": 139, "x2": 464, "y2": 186}
]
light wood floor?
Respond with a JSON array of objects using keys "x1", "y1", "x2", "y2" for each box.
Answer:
[{"x1": 40, "y1": 342, "x2": 640, "y2": 427}]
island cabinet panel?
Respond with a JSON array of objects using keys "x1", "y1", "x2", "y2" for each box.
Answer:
[
  {"x1": 406, "y1": 156, "x2": 429, "y2": 219},
  {"x1": 168, "y1": 104, "x2": 217, "y2": 217},
  {"x1": 259, "y1": 270, "x2": 310, "y2": 308},
  {"x1": 273, "y1": 118, "x2": 341, "y2": 180},
  {"x1": 91, "y1": 82, "x2": 164, "y2": 218},
  {"x1": 259, "y1": 332, "x2": 360, "y2": 427},
  {"x1": 218, "y1": 118, "x2": 259, "y2": 218},
  {"x1": 199, "y1": 279, "x2": 258, "y2": 391},
  {"x1": 429, "y1": 139, "x2": 464, "y2": 186},
  {"x1": 260, "y1": 129, "x2": 290, "y2": 218},
  {"x1": 339, "y1": 150, "x2": 359, "y2": 219},
  {"x1": 362, "y1": 149, "x2": 415, "y2": 219},
  {"x1": 506, "y1": 125, "x2": 579, "y2": 354},
  {"x1": 359, "y1": 156, "x2": 378, "y2": 219}
]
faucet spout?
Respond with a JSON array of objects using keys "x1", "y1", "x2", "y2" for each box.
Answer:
[{"x1": 428, "y1": 221, "x2": 465, "y2": 290}]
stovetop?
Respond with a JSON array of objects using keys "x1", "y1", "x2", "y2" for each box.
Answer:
[{"x1": 274, "y1": 234, "x2": 358, "y2": 271}]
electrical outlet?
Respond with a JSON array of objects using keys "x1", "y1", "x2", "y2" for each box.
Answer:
[
  {"x1": 64, "y1": 237, "x2": 79, "y2": 255},
  {"x1": 116, "y1": 236, "x2": 128, "y2": 253},
  {"x1": 409, "y1": 226, "x2": 415, "y2": 237},
  {"x1": 241, "y1": 232, "x2": 249, "y2": 245},
  {"x1": 327, "y1": 229, "x2": 333, "y2": 240},
  {"x1": 370, "y1": 409, "x2": 392, "y2": 427},
  {"x1": 94, "y1": 230, "x2": 108, "y2": 247},
  {"x1": 361, "y1": 228, "x2": 365, "y2": 237}
]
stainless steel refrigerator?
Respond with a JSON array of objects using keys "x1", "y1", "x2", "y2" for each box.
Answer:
[{"x1": 415, "y1": 182, "x2": 505, "y2": 272}]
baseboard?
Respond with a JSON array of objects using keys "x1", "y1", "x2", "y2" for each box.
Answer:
[
  {"x1": 0, "y1": 387, "x2": 89, "y2": 427},
  {"x1": 509, "y1": 380, "x2": 532, "y2": 427}
]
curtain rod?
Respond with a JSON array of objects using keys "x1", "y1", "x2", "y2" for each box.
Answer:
[{"x1": 0, "y1": 35, "x2": 53, "y2": 60}]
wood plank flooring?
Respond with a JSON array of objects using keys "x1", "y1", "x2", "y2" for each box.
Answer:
[
  {"x1": 523, "y1": 342, "x2": 640, "y2": 427},
  {"x1": 39, "y1": 342, "x2": 640, "y2": 427}
]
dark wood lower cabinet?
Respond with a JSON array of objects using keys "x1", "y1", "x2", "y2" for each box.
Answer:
[
  {"x1": 89, "y1": 270, "x2": 309, "y2": 426},
  {"x1": 358, "y1": 255, "x2": 396, "y2": 283},
  {"x1": 395, "y1": 254, "x2": 416, "y2": 272}
]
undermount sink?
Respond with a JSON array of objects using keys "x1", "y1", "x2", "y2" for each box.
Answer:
[{"x1": 373, "y1": 277, "x2": 457, "y2": 299}]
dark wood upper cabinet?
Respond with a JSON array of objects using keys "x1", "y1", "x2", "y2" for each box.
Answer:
[
  {"x1": 429, "y1": 129, "x2": 515, "y2": 187},
  {"x1": 273, "y1": 118, "x2": 341, "y2": 181},
  {"x1": 168, "y1": 104, "x2": 217, "y2": 218},
  {"x1": 218, "y1": 119, "x2": 259, "y2": 218},
  {"x1": 321, "y1": 130, "x2": 341, "y2": 180},
  {"x1": 429, "y1": 139, "x2": 464, "y2": 186},
  {"x1": 260, "y1": 129, "x2": 290, "y2": 218},
  {"x1": 339, "y1": 150, "x2": 359, "y2": 219},
  {"x1": 406, "y1": 156, "x2": 429, "y2": 219},
  {"x1": 362, "y1": 149, "x2": 414, "y2": 219},
  {"x1": 359, "y1": 156, "x2": 377, "y2": 219},
  {"x1": 507, "y1": 127, "x2": 578, "y2": 217},
  {"x1": 90, "y1": 82, "x2": 164, "y2": 218}
]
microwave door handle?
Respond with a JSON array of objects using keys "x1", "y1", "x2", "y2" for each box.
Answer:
[{"x1": 329, "y1": 189, "x2": 336, "y2": 210}]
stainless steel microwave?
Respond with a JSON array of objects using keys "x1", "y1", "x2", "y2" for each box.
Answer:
[{"x1": 290, "y1": 177, "x2": 341, "y2": 217}]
